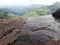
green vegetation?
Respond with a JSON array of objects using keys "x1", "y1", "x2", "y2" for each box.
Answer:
[
  {"x1": 8, "y1": 14, "x2": 20, "y2": 19},
  {"x1": 0, "y1": 7, "x2": 51, "y2": 19},
  {"x1": 0, "y1": 9, "x2": 20, "y2": 19},
  {"x1": 23, "y1": 11, "x2": 39, "y2": 18},
  {"x1": 48, "y1": 2, "x2": 60, "y2": 13},
  {"x1": 23, "y1": 7, "x2": 51, "y2": 18},
  {"x1": 23, "y1": 2, "x2": 60, "y2": 18},
  {"x1": 35, "y1": 7, "x2": 51, "y2": 15},
  {"x1": 0, "y1": 9, "x2": 8, "y2": 19},
  {"x1": 0, "y1": 2, "x2": 60, "y2": 19}
]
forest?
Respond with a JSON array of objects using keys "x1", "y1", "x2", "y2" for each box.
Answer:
[{"x1": 0, "y1": 2, "x2": 60, "y2": 19}]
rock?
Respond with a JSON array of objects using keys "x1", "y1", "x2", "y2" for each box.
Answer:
[
  {"x1": 0, "y1": 18, "x2": 25, "y2": 30},
  {"x1": 12, "y1": 31, "x2": 32, "y2": 45},
  {"x1": 32, "y1": 30, "x2": 60, "y2": 42},
  {"x1": 52, "y1": 9, "x2": 60, "y2": 19},
  {"x1": 1, "y1": 16, "x2": 60, "y2": 45},
  {"x1": 0, "y1": 18, "x2": 25, "y2": 41},
  {"x1": 12, "y1": 15, "x2": 60, "y2": 45},
  {"x1": 21, "y1": 23, "x2": 41, "y2": 31}
]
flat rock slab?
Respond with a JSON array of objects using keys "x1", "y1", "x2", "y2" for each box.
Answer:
[
  {"x1": 0, "y1": 18, "x2": 25, "y2": 45},
  {"x1": 13, "y1": 15, "x2": 60, "y2": 45}
]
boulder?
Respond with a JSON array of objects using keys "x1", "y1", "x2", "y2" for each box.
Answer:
[{"x1": 52, "y1": 9, "x2": 60, "y2": 19}]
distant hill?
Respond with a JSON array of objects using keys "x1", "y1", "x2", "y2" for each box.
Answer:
[
  {"x1": 0, "y1": 9, "x2": 20, "y2": 19},
  {"x1": 23, "y1": 2, "x2": 60, "y2": 18},
  {"x1": 23, "y1": 7, "x2": 51, "y2": 18},
  {"x1": 47, "y1": 2, "x2": 60, "y2": 13},
  {"x1": 0, "y1": 2, "x2": 60, "y2": 18},
  {"x1": 0, "y1": 9, "x2": 9, "y2": 19},
  {"x1": 1, "y1": 5, "x2": 43, "y2": 16}
]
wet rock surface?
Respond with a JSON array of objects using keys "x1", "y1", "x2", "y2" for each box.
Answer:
[
  {"x1": 0, "y1": 16, "x2": 60, "y2": 45},
  {"x1": 0, "y1": 18, "x2": 25, "y2": 45},
  {"x1": 13, "y1": 15, "x2": 60, "y2": 45}
]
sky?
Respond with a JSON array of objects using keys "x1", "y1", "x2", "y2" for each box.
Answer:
[{"x1": 0, "y1": 0, "x2": 60, "y2": 6}]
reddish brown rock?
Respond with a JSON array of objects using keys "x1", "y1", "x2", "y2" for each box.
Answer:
[{"x1": 0, "y1": 18, "x2": 25, "y2": 45}]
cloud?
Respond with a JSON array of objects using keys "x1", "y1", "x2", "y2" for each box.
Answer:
[
  {"x1": 0, "y1": 0, "x2": 60, "y2": 6},
  {"x1": 30, "y1": 0, "x2": 60, "y2": 5}
]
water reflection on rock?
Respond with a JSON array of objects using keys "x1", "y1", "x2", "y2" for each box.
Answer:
[{"x1": 13, "y1": 15, "x2": 60, "y2": 45}]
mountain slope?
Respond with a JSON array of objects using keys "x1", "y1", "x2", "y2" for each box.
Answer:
[
  {"x1": 0, "y1": 9, "x2": 20, "y2": 19},
  {"x1": 47, "y1": 2, "x2": 60, "y2": 13},
  {"x1": 0, "y1": 5, "x2": 43, "y2": 16},
  {"x1": 0, "y1": 2, "x2": 60, "y2": 17}
]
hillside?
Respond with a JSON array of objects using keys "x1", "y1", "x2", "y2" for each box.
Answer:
[
  {"x1": 0, "y1": 2, "x2": 60, "y2": 19},
  {"x1": 0, "y1": 9, "x2": 20, "y2": 19},
  {"x1": 47, "y1": 2, "x2": 60, "y2": 13},
  {"x1": 1, "y1": 5, "x2": 43, "y2": 16},
  {"x1": 23, "y1": 2, "x2": 60, "y2": 18}
]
